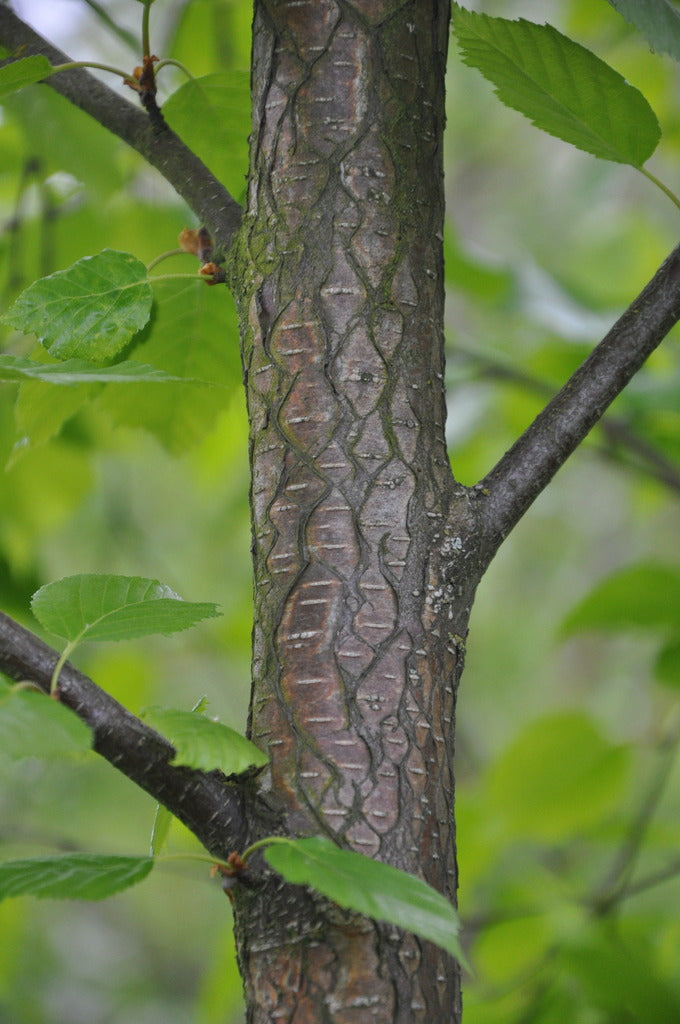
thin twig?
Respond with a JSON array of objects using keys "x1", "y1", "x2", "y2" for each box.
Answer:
[
  {"x1": 0, "y1": 611, "x2": 253, "y2": 860},
  {"x1": 452, "y1": 346, "x2": 680, "y2": 495},
  {"x1": 80, "y1": 0, "x2": 139, "y2": 53},
  {"x1": 0, "y1": 8, "x2": 242, "y2": 252},
  {"x1": 608, "y1": 855, "x2": 680, "y2": 903},
  {"x1": 588, "y1": 714, "x2": 680, "y2": 916}
]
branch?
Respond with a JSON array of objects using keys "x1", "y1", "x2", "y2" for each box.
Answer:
[
  {"x1": 0, "y1": 611, "x2": 256, "y2": 859},
  {"x1": 453, "y1": 346, "x2": 680, "y2": 495},
  {"x1": 479, "y1": 241, "x2": 680, "y2": 560},
  {"x1": 588, "y1": 715, "x2": 680, "y2": 916},
  {"x1": 0, "y1": 6, "x2": 242, "y2": 252}
]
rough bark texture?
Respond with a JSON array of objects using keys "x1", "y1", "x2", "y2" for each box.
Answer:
[
  {"x1": 3, "y1": 5, "x2": 680, "y2": 1023},
  {"x1": 228, "y1": 2, "x2": 483, "y2": 1020}
]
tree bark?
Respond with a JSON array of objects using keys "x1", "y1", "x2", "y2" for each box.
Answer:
[
  {"x1": 228, "y1": 2, "x2": 480, "y2": 1019},
  {"x1": 3, "y1": 5, "x2": 680, "y2": 1023}
]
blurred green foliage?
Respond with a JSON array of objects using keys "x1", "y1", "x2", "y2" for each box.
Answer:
[{"x1": 0, "y1": 1, "x2": 679, "y2": 1021}]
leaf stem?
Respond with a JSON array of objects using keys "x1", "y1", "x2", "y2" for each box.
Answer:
[
  {"x1": 155, "y1": 58, "x2": 195, "y2": 82},
  {"x1": 50, "y1": 639, "x2": 78, "y2": 695},
  {"x1": 50, "y1": 60, "x2": 136, "y2": 86},
  {"x1": 146, "y1": 272, "x2": 207, "y2": 283},
  {"x1": 241, "y1": 835, "x2": 288, "y2": 864},
  {"x1": 9, "y1": 680, "x2": 44, "y2": 694},
  {"x1": 142, "y1": 0, "x2": 152, "y2": 58},
  {"x1": 639, "y1": 166, "x2": 680, "y2": 213},
  {"x1": 145, "y1": 248, "x2": 188, "y2": 273},
  {"x1": 156, "y1": 851, "x2": 230, "y2": 868}
]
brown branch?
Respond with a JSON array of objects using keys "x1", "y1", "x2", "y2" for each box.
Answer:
[
  {"x1": 0, "y1": 611, "x2": 261, "y2": 859},
  {"x1": 452, "y1": 346, "x2": 680, "y2": 495},
  {"x1": 0, "y1": 6, "x2": 242, "y2": 253},
  {"x1": 479, "y1": 241, "x2": 680, "y2": 562}
]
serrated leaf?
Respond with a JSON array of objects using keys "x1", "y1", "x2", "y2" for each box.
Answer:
[
  {"x1": 0, "y1": 687, "x2": 91, "y2": 759},
  {"x1": 263, "y1": 836, "x2": 467, "y2": 965},
  {"x1": 3, "y1": 250, "x2": 152, "y2": 363},
  {"x1": 163, "y1": 73, "x2": 250, "y2": 197},
  {"x1": 141, "y1": 707, "x2": 268, "y2": 776},
  {"x1": 31, "y1": 574, "x2": 221, "y2": 645},
  {"x1": 0, "y1": 355, "x2": 194, "y2": 384},
  {"x1": 562, "y1": 563, "x2": 680, "y2": 634},
  {"x1": 0, "y1": 854, "x2": 153, "y2": 901},
  {"x1": 451, "y1": 6, "x2": 660, "y2": 166},
  {"x1": 606, "y1": 0, "x2": 680, "y2": 64},
  {"x1": 94, "y1": 278, "x2": 241, "y2": 452},
  {"x1": 0, "y1": 56, "x2": 52, "y2": 98}
]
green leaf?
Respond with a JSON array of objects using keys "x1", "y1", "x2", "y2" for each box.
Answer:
[
  {"x1": 561, "y1": 926, "x2": 680, "y2": 1021},
  {"x1": 562, "y1": 563, "x2": 680, "y2": 634},
  {"x1": 11, "y1": 380, "x2": 97, "y2": 461},
  {"x1": 0, "y1": 854, "x2": 153, "y2": 901},
  {"x1": 141, "y1": 706, "x2": 268, "y2": 776},
  {"x1": 3, "y1": 84, "x2": 125, "y2": 193},
  {"x1": 31, "y1": 574, "x2": 221, "y2": 644},
  {"x1": 163, "y1": 73, "x2": 250, "y2": 197},
  {"x1": 444, "y1": 224, "x2": 515, "y2": 303},
  {"x1": 263, "y1": 836, "x2": 467, "y2": 965},
  {"x1": 3, "y1": 250, "x2": 152, "y2": 363},
  {"x1": 0, "y1": 687, "x2": 91, "y2": 759},
  {"x1": 0, "y1": 56, "x2": 52, "y2": 98},
  {"x1": 94, "y1": 278, "x2": 241, "y2": 453},
  {"x1": 655, "y1": 638, "x2": 680, "y2": 690},
  {"x1": 0, "y1": 355, "x2": 194, "y2": 384},
  {"x1": 150, "y1": 804, "x2": 173, "y2": 857},
  {"x1": 451, "y1": 6, "x2": 660, "y2": 166},
  {"x1": 484, "y1": 712, "x2": 629, "y2": 841},
  {"x1": 605, "y1": 0, "x2": 680, "y2": 64}
]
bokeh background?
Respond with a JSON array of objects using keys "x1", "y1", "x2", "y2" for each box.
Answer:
[{"x1": 1, "y1": 1, "x2": 679, "y2": 1021}]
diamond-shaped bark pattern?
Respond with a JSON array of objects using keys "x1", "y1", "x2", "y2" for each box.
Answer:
[
  {"x1": 355, "y1": 633, "x2": 408, "y2": 725},
  {"x1": 306, "y1": 494, "x2": 360, "y2": 578},
  {"x1": 270, "y1": 298, "x2": 324, "y2": 366},
  {"x1": 352, "y1": 411, "x2": 391, "y2": 466},
  {"x1": 242, "y1": 2, "x2": 462, "y2": 1016},
  {"x1": 319, "y1": 245, "x2": 366, "y2": 331},
  {"x1": 341, "y1": 128, "x2": 396, "y2": 204},
  {"x1": 390, "y1": 389, "x2": 421, "y2": 462},
  {"x1": 279, "y1": 367, "x2": 339, "y2": 454},
  {"x1": 296, "y1": 30, "x2": 368, "y2": 154},
  {"x1": 390, "y1": 253, "x2": 419, "y2": 314},
  {"x1": 332, "y1": 325, "x2": 387, "y2": 418},
  {"x1": 373, "y1": 307, "x2": 403, "y2": 361}
]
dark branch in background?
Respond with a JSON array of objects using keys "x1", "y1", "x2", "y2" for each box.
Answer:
[
  {"x1": 479, "y1": 241, "x2": 680, "y2": 561},
  {"x1": 0, "y1": 7, "x2": 243, "y2": 253},
  {"x1": 0, "y1": 611, "x2": 258, "y2": 859},
  {"x1": 80, "y1": 0, "x2": 140, "y2": 54},
  {"x1": 589, "y1": 714, "x2": 680, "y2": 916},
  {"x1": 452, "y1": 347, "x2": 680, "y2": 495}
]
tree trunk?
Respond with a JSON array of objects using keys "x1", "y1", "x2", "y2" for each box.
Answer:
[{"x1": 229, "y1": 1, "x2": 481, "y2": 1019}]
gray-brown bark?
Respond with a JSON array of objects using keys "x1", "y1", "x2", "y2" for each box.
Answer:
[
  {"x1": 2, "y1": 4, "x2": 680, "y2": 1023},
  {"x1": 228, "y1": 2, "x2": 478, "y2": 1019}
]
